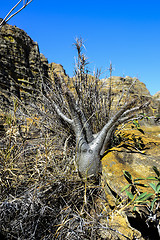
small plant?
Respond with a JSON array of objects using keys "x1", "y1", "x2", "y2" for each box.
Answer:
[
  {"x1": 121, "y1": 166, "x2": 160, "y2": 236},
  {"x1": 121, "y1": 171, "x2": 152, "y2": 210},
  {"x1": 146, "y1": 166, "x2": 160, "y2": 211},
  {"x1": 131, "y1": 119, "x2": 145, "y2": 134}
]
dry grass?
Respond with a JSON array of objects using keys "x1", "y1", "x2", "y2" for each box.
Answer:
[
  {"x1": 0, "y1": 81, "x2": 155, "y2": 239},
  {"x1": 0, "y1": 104, "x2": 111, "y2": 240}
]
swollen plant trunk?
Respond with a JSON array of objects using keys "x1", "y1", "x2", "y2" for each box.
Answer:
[
  {"x1": 74, "y1": 100, "x2": 149, "y2": 178},
  {"x1": 76, "y1": 141, "x2": 101, "y2": 178},
  {"x1": 51, "y1": 84, "x2": 149, "y2": 178},
  {"x1": 40, "y1": 38, "x2": 150, "y2": 179}
]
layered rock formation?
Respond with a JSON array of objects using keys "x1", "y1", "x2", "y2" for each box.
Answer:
[
  {"x1": 101, "y1": 76, "x2": 159, "y2": 118},
  {"x1": 153, "y1": 91, "x2": 160, "y2": 101},
  {"x1": 101, "y1": 76, "x2": 151, "y2": 98},
  {"x1": 0, "y1": 19, "x2": 49, "y2": 106},
  {"x1": 49, "y1": 62, "x2": 68, "y2": 81},
  {"x1": 0, "y1": 20, "x2": 159, "y2": 115},
  {"x1": 153, "y1": 91, "x2": 160, "y2": 119}
]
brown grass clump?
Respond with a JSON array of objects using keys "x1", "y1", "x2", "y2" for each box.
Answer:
[{"x1": 0, "y1": 102, "x2": 109, "y2": 240}]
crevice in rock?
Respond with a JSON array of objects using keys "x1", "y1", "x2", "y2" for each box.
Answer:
[{"x1": 128, "y1": 215, "x2": 159, "y2": 240}]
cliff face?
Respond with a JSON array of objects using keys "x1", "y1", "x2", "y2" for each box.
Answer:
[
  {"x1": 101, "y1": 76, "x2": 159, "y2": 117},
  {"x1": 153, "y1": 91, "x2": 160, "y2": 117},
  {"x1": 0, "y1": 20, "x2": 159, "y2": 117},
  {"x1": 0, "y1": 20, "x2": 49, "y2": 106},
  {"x1": 153, "y1": 91, "x2": 160, "y2": 100},
  {"x1": 101, "y1": 76, "x2": 151, "y2": 97}
]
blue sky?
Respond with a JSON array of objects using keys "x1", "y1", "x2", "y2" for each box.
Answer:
[{"x1": 1, "y1": 0, "x2": 160, "y2": 95}]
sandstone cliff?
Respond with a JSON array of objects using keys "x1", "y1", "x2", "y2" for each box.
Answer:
[
  {"x1": 153, "y1": 91, "x2": 160, "y2": 118},
  {"x1": 101, "y1": 76, "x2": 151, "y2": 98},
  {"x1": 0, "y1": 20, "x2": 159, "y2": 116},
  {"x1": 101, "y1": 76, "x2": 159, "y2": 118},
  {"x1": 0, "y1": 19, "x2": 49, "y2": 107},
  {"x1": 153, "y1": 91, "x2": 160, "y2": 101}
]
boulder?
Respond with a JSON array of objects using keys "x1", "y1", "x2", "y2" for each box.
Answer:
[{"x1": 101, "y1": 126, "x2": 160, "y2": 239}]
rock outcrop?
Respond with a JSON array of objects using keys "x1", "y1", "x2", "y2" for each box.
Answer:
[
  {"x1": 49, "y1": 62, "x2": 68, "y2": 81},
  {"x1": 0, "y1": 20, "x2": 159, "y2": 116},
  {"x1": 101, "y1": 76, "x2": 159, "y2": 118},
  {"x1": 101, "y1": 76, "x2": 151, "y2": 98},
  {"x1": 153, "y1": 91, "x2": 160, "y2": 119},
  {"x1": 0, "y1": 20, "x2": 70, "y2": 110},
  {"x1": 0, "y1": 19, "x2": 49, "y2": 107},
  {"x1": 101, "y1": 126, "x2": 160, "y2": 239},
  {"x1": 153, "y1": 91, "x2": 160, "y2": 101}
]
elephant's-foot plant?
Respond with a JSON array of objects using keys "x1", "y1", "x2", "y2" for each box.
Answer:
[{"x1": 31, "y1": 38, "x2": 150, "y2": 179}]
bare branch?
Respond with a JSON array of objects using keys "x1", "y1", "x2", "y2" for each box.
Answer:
[
  {"x1": 121, "y1": 101, "x2": 150, "y2": 118},
  {"x1": 100, "y1": 102, "x2": 150, "y2": 155},
  {"x1": 93, "y1": 100, "x2": 136, "y2": 152},
  {"x1": 64, "y1": 88, "x2": 85, "y2": 140},
  {"x1": 38, "y1": 88, "x2": 74, "y2": 126},
  {"x1": 115, "y1": 78, "x2": 137, "y2": 111},
  {"x1": 107, "y1": 62, "x2": 113, "y2": 116},
  {"x1": 75, "y1": 107, "x2": 94, "y2": 143},
  {"x1": 53, "y1": 102, "x2": 73, "y2": 125},
  {"x1": 0, "y1": 0, "x2": 33, "y2": 28}
]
